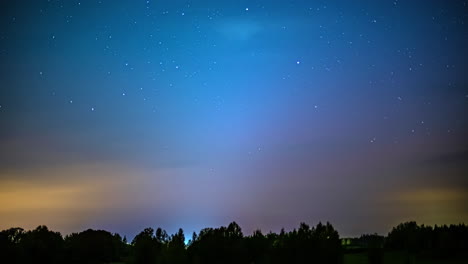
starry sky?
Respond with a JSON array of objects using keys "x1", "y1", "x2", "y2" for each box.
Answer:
[{"x1": 0, "y1": 0, "x2": 467, "y2": 239}]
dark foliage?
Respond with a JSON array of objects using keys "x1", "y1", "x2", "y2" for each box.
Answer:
[
  {"x1": 0, "y1": 227, "x2": 25, "y2": 264},
  {"x1": 132, "y1": 227, "x2": 166, "y2": 264},
  {"x1": 363, "y1": 234, "x2": 385, "y2": 264},
  {"x1": 1, "y1": 221, "x2": 467, "y2": 264},
  {"x1": 188, "y1": 222, "x2": 246, "y2": 264},
  {"x1": 64, "y1": 229, "x2": 127, "y2": 264},
  {"x1": 386, "y1": 221, "x2": 468, "y2": 258},
  {"x1": 15, "y1": 225, "x2": 63, "y2": 264}
]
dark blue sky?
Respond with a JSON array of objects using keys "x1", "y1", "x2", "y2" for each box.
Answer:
[{"x1": 0, "y1": 0, "x2": 467, "y2": 238}]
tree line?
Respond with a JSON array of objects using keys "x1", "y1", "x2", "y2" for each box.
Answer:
[{"x1": 0, "y1": 221, "x2": 466, "y2": 264}]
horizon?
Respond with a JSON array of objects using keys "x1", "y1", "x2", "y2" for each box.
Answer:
[
  {"x1": 5, "y1": 220, "x2": 467, "y2": 243},
  {"x1": 1, "y1": 0, "x2": 467, "y2": 241}
]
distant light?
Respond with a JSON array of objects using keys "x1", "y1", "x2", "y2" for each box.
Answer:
[
  {"x1": 91, "y1": 107, "x2": 95, "y2": 111},
  {"x1": 245, "y1": 7, "x2": 249, "y2": 11},
  {"x1": 296, "y1": 61, "x2": 301, "y2": 65}
]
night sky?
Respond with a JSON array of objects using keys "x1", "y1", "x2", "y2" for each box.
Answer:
[{"x1": 1, "y1": 0, "x2": 467, "y2": 239}]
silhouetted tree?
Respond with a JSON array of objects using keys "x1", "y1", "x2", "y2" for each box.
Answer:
[
  {"x1": 64, "y1": 229, "x2": 126, "y2": 264},
  {"x1": 245, "y1": 229, "x2": 270, "y2": 264},
  {"x1": 19, "y1": 225, "x2": 64, "y2": 264},
  {"x1": 3, "y1": 221, "x2": 466, "y2": 264},
  {"x1": 386, "y1": 221, "x2": 420, "y2": 252},
  {"x1": 188, "y1": 222, "x2": 247, "y2": 264},
  {"x1": 132, "y1": 227, "x2": 163, "y2": 264},
  {"x1": 162, "y1": 228, "x2": 188, "y2": 264},
  {"x1": 0, "y1": 227, "x2": 25, "y2": 264},
  {"x1": 386, "y1": 221, "x2": 468, "y2": 260},
  {"x1": 269, "y1": 222, "x2": 342, "y2": 264},
  {"x1": 359, "y1": 234, "x2": 385, "y2": 264}
]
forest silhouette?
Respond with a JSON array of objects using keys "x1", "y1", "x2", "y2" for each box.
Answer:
[{"x1": 1, "y1": 221, "x2": 467, "y2": 264}]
